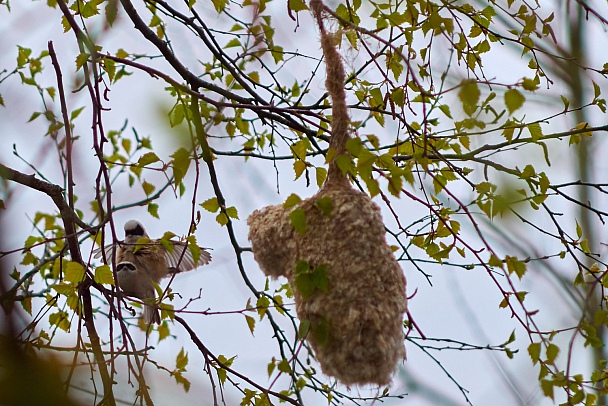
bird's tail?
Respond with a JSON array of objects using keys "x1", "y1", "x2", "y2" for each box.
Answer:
[{"x1": 144, "y1": 304, "x2": 161, "y2": 325}]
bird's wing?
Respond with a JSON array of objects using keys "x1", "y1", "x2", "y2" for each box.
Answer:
[
  {"x1": 164, "y1": 242, "x2": 212, "y2": 273},
  {"x1": 92, "y1": 244, "x2": 116, "y2": 262}
]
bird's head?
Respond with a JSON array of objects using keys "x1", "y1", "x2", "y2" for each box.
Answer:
[{"x1": 124, "y1": 220, "x2": 148, "y2": 239}]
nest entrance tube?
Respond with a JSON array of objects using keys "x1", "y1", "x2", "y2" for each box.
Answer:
[{"x1": 247, "y1": 0, "x2": 407, "y2": 386}]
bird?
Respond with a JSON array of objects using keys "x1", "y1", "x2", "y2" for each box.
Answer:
[
  {"x1": 94, "y1": 220, "x2": 212, "y2": 324},
  {"x1": 115, "y1": 261, "x2": 160, "y2": 325}
]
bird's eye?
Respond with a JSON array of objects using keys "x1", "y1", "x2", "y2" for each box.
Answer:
[{"x1": 126, "y1": 224, "x2": 145, "y2": 236}]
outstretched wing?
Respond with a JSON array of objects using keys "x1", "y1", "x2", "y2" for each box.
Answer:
[
  {"x1": 165, "y1": 242, "x2": 212, "y2": 274},
  {"x1": 92, "y1": 244, "x2": 116, "y2": 262}
]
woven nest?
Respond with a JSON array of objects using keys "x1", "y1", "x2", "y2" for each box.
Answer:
[
  {"x1": 247, "y1": 0, "x2": 407, "y2": 386},
  {"x1": 248, "y1": 182, "x2": 407, "y2": 385}
]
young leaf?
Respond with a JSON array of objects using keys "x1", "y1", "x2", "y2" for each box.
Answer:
[
  {"x1": 289, "y1": 209, "x2": 306, "y2": 235},
  {"x1": 171, "y1": 147, "x2": 191, "y2": 186},
  {"x1": 546, "y1": 343, "x2": 559, "y2": 364},
  {"x1": 94, "y1": 265, "x2": 114, "y2": 285},
  {"x1": 137, "y1": 152, "x2": 160, "y2": 167},
  {"x1": 458, "y1": 79, "x2": 480, "y2": 116},
  {"x1": 176, "y1": 348, "x2": 189, "y2": 370},
  {"x1": 528, "y1": 342, "x2": 541, "y2": 364},
  {"x1": 283, "y1": 193, "x2": 302, "y2": 209},
  {"x1": 65, "y1": 261, "x2": 85, "y2": 283},
  {"x1": 245, "y1": 315, "x2": 255, "y2": 335},
  {"x1": 504, "y1": 88, "x2": 525, "y2": 114},
  {"x1": 201, "y1": 197, "x2": 220, "y2": 213},
  {"x1": 314, "y1": 196, "x2": 333, "y2": 216},
  {"x1": 225, "y1": 206, "x2": 239, "y2": 220},
  {"x1": 289, "y1": 0, "x2": 309, "y2": 12}
]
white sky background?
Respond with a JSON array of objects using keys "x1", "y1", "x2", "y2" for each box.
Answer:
[{"x1": 1, "y1": 0, "x2": 608, "y2": 405}]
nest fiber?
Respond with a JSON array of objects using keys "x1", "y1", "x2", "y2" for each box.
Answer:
[
  {"x1": 248, "y1": 0, "x2": 407, "y2": 386},
  {"x1": 248, "y1": 184, "x2": 407, "y2": 385}
]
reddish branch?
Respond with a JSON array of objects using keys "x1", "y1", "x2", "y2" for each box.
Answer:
[{"x1": 174, "y1": 316, "x2": 301, "y2": 406}]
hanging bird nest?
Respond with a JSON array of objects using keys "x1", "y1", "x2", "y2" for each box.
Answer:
[{"x1": 247, "y1": 0, "x2": 407, "y2": 386}]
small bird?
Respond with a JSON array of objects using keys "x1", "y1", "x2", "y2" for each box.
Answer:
[
  {"x1": 94, "y1": 220, "x2": 212, "y2": 324},
  {"x1": 115, "y1": 261, "x2": 160, "y2": 324}
]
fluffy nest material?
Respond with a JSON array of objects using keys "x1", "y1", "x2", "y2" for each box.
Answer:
[
  {"x1": 248, "y1": 182, "x2": 407, "y2": 385},
  {"x1": 247, "y1": 0, "x2": 407, "y2": 386}
]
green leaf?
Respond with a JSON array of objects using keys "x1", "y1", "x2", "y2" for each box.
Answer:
[
  {"x1": 312, "y1": 317, "x2": 330, "y2": 346},
  {"x1": 216, "y1": 212, "x2": 228, "y2": 226},
  {"x1": 439, "y1": 104, "x2": 452, "y2": 118},
  {"x1": 289, "y1": 0, "x2": 309, "y2": 12},
  {"x1": 256, "y1": 295, "x2": 270, "y2": 319},
  {"x1": 52, "y1": 283, "x2": 76, "y2": 296},
  {"x1": 488, "y1": 254, "x2": 504, "y2": 268},
  {"x1": 283, "y1": 193, "x2": 302, "y2": 209},
  {"x1": 576, "y1": 220, "x2": 583, "y2": 239},
  {"x1": 519, "y1": 164, "x2": 536, "y2": 179},
  {"x1": 505, "y1": 256, "x2": 527, "y2": 279},
  {"x1": 293, "y1": 160, "x2": 307, "y2": 180},
  {"x1": 504, "y1": 89, "x2": 525, "y2": 114},
  {"x1": 546, "y1": 343, "x2": 559, "y2": 364},
  {"x1": 17, "y1": 46, "x2": 32, "y2": 68},
  {"x1": 522, "y1": 76, "x2": 539, "y2": 91},
  {"x1": 369, "y1": 87, "x2": 384, "y2": 108},
  {"x1": 528, "y1": 342, "x2": 541, "y2": 365},
  {"x1": 49, "y1": 311, "x2": 70, "y2": 332},
  {"x1": 267, "y1": 359, "x2": 276, "y2": 377},
  {"x1": 476, "y1": 182, "x2": 494, "y2": 195},
  {"x1": 75, "y1": 52, "x2": 89, "y2": 71},
  {"x1": 294, "y1": 262, "x2": 328, "y2": 300},
  {"x1": 176, "y1": 347, "x2": 189, "y2": 370},
  {"x1": 224, "y1": 38, "x2": 241, "y2": 49},
  {"x1": 186, "y1": 235, "x2": 201, "y2": 264},
  {"x1": 160, "y1": 302, "x2": 174, "y2": 321},
  {"x1": 94, "y1": 265, "x2": 114, "y2": 285},
  {"x1": 64, "y1": 261, "x2": 85, "y2": 283},
  {"x1": 294, "y1": 271, "x2": 314, "y2": 299},
  {"x1": 169, "y1": 103, "x2": 186, "y2": 127},
  {"x1": 171, "y1": 147, "x2": 191, "y2": 186},
  {"x1": 540, "y1": 379, "x2": 554, "y2": 399},
  {"x1": 226, "y1": 206, "x2": 239, "y2": 219},
  {"x1": 527, "y1": 122, "x2": 543, "y2": 142},
  {"x1": 245, "y1": 315, "x2": 255, "y2": 335},
  {"x1": 211, "y1": 0, "x2": 228, "y2": 12},
  {"x1": 277, "y1": 359, "x2": 292, "y2": 373},
  {"x1": 105, "y1": 0, "x2": 118, "y2": 26},
  {"x1": 314, "y1": 196, "x2": 333, "y2": 217},
  {"x1": 158, "y1": 322, "x2": 170, "y2": 341},
  {"x1": 298, "y1": 319, "x2": 310, "y2": 340},
  {"x1": 141, "y1": 181, "x2": 155, "y2": 196},
  {"x1": 148, "y1": 203, "x2": 159, "y2": 219},
  {"x1": 70, "y1": 106, "x2": 85, "y2": 121},
  {"x1": 315, "y1": 167, "x2": 327, "y2": 187},
  {"x1": 21, "y1": 297, "x2": 32, "y2": 315},
  {"x1": 201, "y1": 197, "x2": 220, "y2": 213},
  {"x1": 458, "y1": 79, "x2": 480, "y2": 116},
  {"x1": 586, "y1": 393, "x2": 598, "y2": 406},
  {"x1": 289, "y1": 209, "x2": 306, "y2": 236},
  {"x1": 103, "y1": 57, "x2": 116, "y2": 82},
  {"x1": 311, "y1": 265, "x2": 328, "y2": 292},
  {"x1": 390, "y1": 87, "x2": 405, "y2": 106},
  {"x1": 133, "y1": 237, "x2": 151, "y2": 254},
  {"x1": 137, "y1": 152, "x2": 160, "y2": 167}
]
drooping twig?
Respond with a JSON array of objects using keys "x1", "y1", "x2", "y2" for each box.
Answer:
[{"x1": 174, "y1": 316, "x2": 301, "y2": 406}]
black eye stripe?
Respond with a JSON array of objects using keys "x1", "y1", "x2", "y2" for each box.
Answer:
[
  {"x1": 125, "y1": 224, "x2": 145, "y2": 236},
  {"x1": 117, "y1": 262, "x2": 136, "y2": 272}
]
